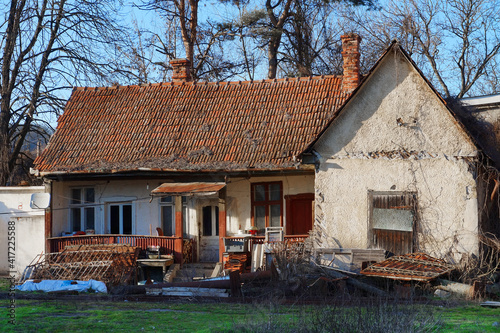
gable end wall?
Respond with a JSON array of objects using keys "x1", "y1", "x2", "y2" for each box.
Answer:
[{"x1": 313, "y1": 49, "x2": 479, "y2": 262}]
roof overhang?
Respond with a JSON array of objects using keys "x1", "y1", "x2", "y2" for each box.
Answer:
[{"x1": 150, "y1": 182, "x2": 226, "y2": 197}]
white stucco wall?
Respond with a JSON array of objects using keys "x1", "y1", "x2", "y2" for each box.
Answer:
[
  {"x1": 225, "y1": 174, "x2": 314, "y2": 235},
  {"x1": 313, "y1": 48, "x2": 479, "y2": 262},
  {"x1": 0, "y1": 186, "x2": 46, "y2": 277}
]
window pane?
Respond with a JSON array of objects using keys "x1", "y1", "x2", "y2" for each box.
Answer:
[
  {"x1": 85, "y1": 188, "x2": 95, "y2": 203},
  {"x1": 71, "y1": 207, "x2": 81, "y2": 231},
  {"x1": 160, "y1": 196, "x2": 172, "y2": 203},
  {"x1": 162, "y1": 205, "x2": 174, "y2": 236},
  {"x1": 372, "y1": 208, "x2": 413, "y2": 232},
  {"x1": 84, "y1": 207, "x2": 95, "y2": 230},
  {"x1": 254, "y1": 185, "x2": 266, "y2": 202},
  {"x1": 71, "y1": 189, "x2": 81, "y2": 204},
  {"x1": 110, "y1": 205, "x2": 120, "y2": 234},
  {"x1": 202, "y1": 206, "x2": 212, "y2": 236},
  {"x1": 255, "y1": 206, "x2": 266, "y2": 231},
  {"x1": 123, "y1": 205, "x2": 132, "y2": 234},
  {"x1": 269, "y1": 184, "x2": 281, "y2": 201},
  {"x1": 270, "y1": 204, "x2": 281, "y2": 227}
]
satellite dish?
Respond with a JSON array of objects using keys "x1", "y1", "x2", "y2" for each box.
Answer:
[{"x1": 30, "y1": 193, "x2": 51, "y2": 209}]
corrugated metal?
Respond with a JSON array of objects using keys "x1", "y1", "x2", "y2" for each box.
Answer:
[
  {"x1": 151, "y1": 182, "x2": 226, "y2": 196},
  {"x1": 360, "y1": 252, "x2": 454, "y2": 281}
]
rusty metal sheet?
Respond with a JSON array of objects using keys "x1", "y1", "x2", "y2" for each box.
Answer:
[
  {"x1": 360, "y1": 252, "x2": 454, "y2": 281},
  {"x1": 151, "y1": 182, "x2": 225, "y2": 196}
]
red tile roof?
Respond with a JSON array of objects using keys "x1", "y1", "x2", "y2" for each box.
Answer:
[{"x1": 34, "y1": 76, "x2": 348, "y2": 174}]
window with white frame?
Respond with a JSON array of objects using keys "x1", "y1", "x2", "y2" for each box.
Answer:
[
  {"x1": 109, "y1": 202, "x2": 133, "y2": 234},
  {"x1": 160, "y1": 196, "x2": 188, "y2": 237},
  {"x1": 70, "y1": 188, "x2": 96, "y2": 232}
]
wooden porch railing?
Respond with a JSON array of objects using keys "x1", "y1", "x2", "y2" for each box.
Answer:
[
  {"x1": 48, "y1": 234, "x2": 180, "y2": 255},
  {"x1": 223, "y1": 234, "x2": 309, "y2": 250}
]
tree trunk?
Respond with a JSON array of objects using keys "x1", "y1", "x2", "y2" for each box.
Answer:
[{"x1": 267, "y1": 35, "x2": 282, "y2": 79}]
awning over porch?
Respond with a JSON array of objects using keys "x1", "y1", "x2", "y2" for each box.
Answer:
[{"x1": 151, "y1": 182, "x2": 226, "y2": 197}]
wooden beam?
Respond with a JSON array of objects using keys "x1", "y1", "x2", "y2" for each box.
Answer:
[
  {"x1": 45, "y1": 209, "x2": 52, "y2": 253},
  {"x1": 218, "y1": 187, "x2": 227, "y2": 262},
  {"x1": 174, "y1": 195, "x2": 183, "y2": 265}
]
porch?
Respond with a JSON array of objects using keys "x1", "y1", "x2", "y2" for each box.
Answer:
[{"x1": 47, "y1": 234, "x2": 309, "y2": 264}]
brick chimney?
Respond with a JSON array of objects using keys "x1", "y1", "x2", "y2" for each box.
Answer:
[
  {"x1": 341, "y1": 33, "x2": 362, "y2": 93},
  {"x1": 170, "y1": 58, "x2": 192, "y2": 82}
]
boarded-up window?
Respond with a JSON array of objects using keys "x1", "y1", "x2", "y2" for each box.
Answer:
[{"x1": 369, "y1": 191, "x2": 417, "y2": 255}]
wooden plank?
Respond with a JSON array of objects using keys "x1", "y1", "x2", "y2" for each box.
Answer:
[
  {"x1": 162, "y1": 287, "x2": 229, "y2": 297},
  {"x1": 229, "y1": 270, "x2": 242, "y2": 297}
]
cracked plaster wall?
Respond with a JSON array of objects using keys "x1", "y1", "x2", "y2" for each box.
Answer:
[{"x1": 313, "y1": 48, "x2": 480, "y2": 262}]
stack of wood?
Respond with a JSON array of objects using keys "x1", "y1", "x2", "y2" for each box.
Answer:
[
  {"x1": 26, "y1": 244, "x2": 140, "y2": 286},
  {"x1": 183, "y1": 239, "x2": 195, "y2": 263},
  {"x1": 224, "y1": 253, "x2": 248, "y2": 273}
]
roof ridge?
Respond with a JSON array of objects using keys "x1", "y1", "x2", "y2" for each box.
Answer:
[{"x1": 71, "y1": 74, "x2": 342, "y2": 91}]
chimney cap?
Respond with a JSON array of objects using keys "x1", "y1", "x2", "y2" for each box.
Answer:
[
  {"x1": 341, "y1": 33, "x2": 362, "y2": 41},
  {"x1": 170, "y1": 58, "x2": 191, "y2": 65},
  {"x1": 170, "y1": 58, "x2": 192, "y2": 82}
]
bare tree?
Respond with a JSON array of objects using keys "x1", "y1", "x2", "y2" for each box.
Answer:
[
  {"x1": 340, "y1": 0, "x2": 500, "y2": 98},
  {"x1": 233, "y1": 0, "x2": 376, "y2": 79},
  {"x1": 141, "y1": 0, "x2": 248, "y2": 81},
  {"x1": 115, "y1": 21, "x2": 158, "y2": 85},
  {"x1": 0, "y1": 0, "x2": 127, "y2": 185},
  {"x1": 279, "y1": 1, "x2": 344, "y2": 77},
  {"x1": 145, "y1": 0, "x2": 199, "y2": 78}
]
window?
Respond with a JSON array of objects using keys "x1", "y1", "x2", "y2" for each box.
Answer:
[
  {"x1": 202, "y1": 206, "x2": 219, "y2": 236},
  {"x1": 160, "y1": 196, "x2": 188, "y2": 237},
  {"x1": 251, "y1": 182, "x2": 283, "y2": 232},
  {"x1": 369, "y1": 191, "x2": 417, "y2": 255},
  {"x1": 109, "y1": 203, "x2": 133, "y2": 234},
  {"x1": 70, "y1": 188, "x2": 95, "y2": 232}
]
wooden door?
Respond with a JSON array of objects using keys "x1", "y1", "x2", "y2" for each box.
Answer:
[
  {"x1": 285, "y1": 193, "x2": 314, "y2": 235},
  {"x1": 199, "y1": 201, "x2": 219, "y2": 262}
]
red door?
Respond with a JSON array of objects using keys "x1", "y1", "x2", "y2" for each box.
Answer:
[{"x1": 285, "y1": 193, "x2": 314, "y2": 235}]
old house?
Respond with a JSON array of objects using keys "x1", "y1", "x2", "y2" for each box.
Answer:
[
  {"x1": 32, "y1": 35, "x2": 495, "y2": 268},
  {"x1": 33, "y1": 35, "x2": 360, "y2": 264}
]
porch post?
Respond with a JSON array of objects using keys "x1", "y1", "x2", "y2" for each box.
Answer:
[
  {"x1": 218, "y1": 187, "x2": 227, "y2": 262},
  {"x1": 174, "y1": 195, "x2": 184, "y2": 265},
  {"x1": 45, "y1": 181, "x2": 53, "y2": 253},
  {"x1": 45, "y1": 209, "x2": 52, "y2": 253}
]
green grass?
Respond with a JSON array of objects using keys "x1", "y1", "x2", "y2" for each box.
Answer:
[
  {"x1": 432, "y1": 305, "x2": 500, "y2": 332},
  {"x1": 0, "y1": 277, "x2": 13, "y2": 293},
  {"x1": 1, "y1": 298, "x2": 499, "y2": 332},
  {"x1": 0, "y1": 299, "x2": 268, "y2": 332}
]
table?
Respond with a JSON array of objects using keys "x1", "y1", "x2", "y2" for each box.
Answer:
[{"x1": 137, "y1": 258, "x2": 174, "y2": 282}]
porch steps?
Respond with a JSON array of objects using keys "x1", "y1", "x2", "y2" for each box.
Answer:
[{"x1": 172, "y1": 262, "x2": 218, "y2": 283}]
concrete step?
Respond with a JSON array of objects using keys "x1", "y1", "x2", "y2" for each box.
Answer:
[{"x1": 171, "y1": 262, "x2": 218, "y2": 282}]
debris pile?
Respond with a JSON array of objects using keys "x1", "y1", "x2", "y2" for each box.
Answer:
[
  {"x1": 360, "y1": 252, "x2": 454, "y2": 281},
  {"x1": 23, "y1": 244, "x2": 140, "y2": 286}
]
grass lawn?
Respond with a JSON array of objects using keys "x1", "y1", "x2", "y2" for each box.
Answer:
[
  {"x1": 1, "y1": 296, "x2": 499, "y2": 332},
  {"x1": 0, "y1": 299, "x2": 269, "y2": 332}
]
